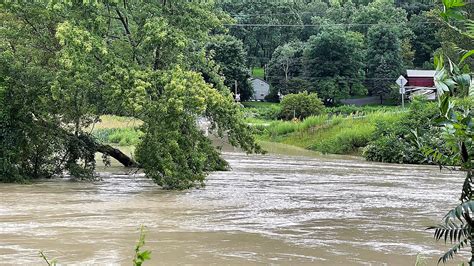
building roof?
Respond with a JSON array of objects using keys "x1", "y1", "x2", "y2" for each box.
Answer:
[
  {"x1": 250, "y1": 77, "x2": 268, "y2": 82},
  {"x1": 406, "y1": 70, "x2": 436, "y2": 78}
]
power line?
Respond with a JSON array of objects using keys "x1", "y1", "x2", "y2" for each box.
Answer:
[
  {"x1": 223, "y1": 21, "x2": 444, "y2": 27},
  {"x1": 261, "y1": 75, "x2": 412, "y2": 81}
]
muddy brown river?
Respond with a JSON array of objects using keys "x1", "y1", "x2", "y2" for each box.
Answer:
[{"x1": 0, "y1": 144, "x2": 468, "y2": 265}]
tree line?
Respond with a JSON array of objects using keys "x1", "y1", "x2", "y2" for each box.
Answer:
[{"x1": 219, "y1": 0, "x2": 473, "y2": 103}]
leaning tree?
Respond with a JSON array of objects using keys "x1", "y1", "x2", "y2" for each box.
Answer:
[{"x1": 0, "y1": 0, "x2": 262, "y2": 189}]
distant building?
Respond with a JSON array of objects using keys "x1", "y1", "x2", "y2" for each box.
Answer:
[
  {"x1": 405, "y1": 70, "x2": 437, "y2": 100},
  {"x1": 250, "y1": 78, "x2": 270, "y2": 101},
  {"x1": 406, "y1": 70, "x2": 436, "y2": 87}
]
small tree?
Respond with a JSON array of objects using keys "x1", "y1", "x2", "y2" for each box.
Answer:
[
  {"x1": 279, "y1": 91, "x2": 324, "y2": 120},
  {"x1": 303, "y1": 28, "x2": 366, "y2": 103},
  {"x1": 366, "y1": 24, "x2": 404, "y2": 100},
  {"x1": 206, "y1": 35, "x2": 253, "y2": 101}
]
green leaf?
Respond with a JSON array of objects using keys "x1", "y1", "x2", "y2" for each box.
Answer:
[{"x1": 460, "y1": 50, "x2": 474, "y2": 63}]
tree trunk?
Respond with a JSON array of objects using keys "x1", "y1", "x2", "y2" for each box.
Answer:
[{"x1": 96, "y1": 143, "x2": 139, "y2": 167}]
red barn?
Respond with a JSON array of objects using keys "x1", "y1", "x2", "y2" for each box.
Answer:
[{"x1": 406, "y1": 70, "x2": 436, "y2": 87}]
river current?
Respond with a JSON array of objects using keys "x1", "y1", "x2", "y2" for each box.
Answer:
[{"x1": 0, "y1": 146, "x2": 466, "y2": 265}]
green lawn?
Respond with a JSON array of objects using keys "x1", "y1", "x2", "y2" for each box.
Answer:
[
  {"x1": 251, "y1": 67, "x2": 264, "y2": 79},
  {"x1": 242, "y1": 101, "x2": 279, "y2": 108}
]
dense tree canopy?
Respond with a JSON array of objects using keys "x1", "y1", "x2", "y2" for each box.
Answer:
[
  {"x1": 304, "y1": 28, "x2": 366, "y2": 104},
  {"x1": 366, "y1": 24, "x2": 404, "y2": 100},
  {"x1": 205, "y1": 34, "x2": 253, "y2": 101},
  {"x1": 267, "y1": 41, "x2": 305, "y2": 92},
  {"x1": 223, "y1": 0, "x2": 448, "y2": 104},
  {"x1": 0, "y1": 0, "x2": 262, "y2": 189}
]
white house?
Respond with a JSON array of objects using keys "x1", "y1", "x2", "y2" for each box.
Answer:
[{"x1": 250, "y1": 78, "x2": 270, "y2": 101}]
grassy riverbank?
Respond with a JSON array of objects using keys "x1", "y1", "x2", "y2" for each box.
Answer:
[
  {"x1": 252, "y1": 111, "x2": 405, "y2": 155},
  {"x1": 91, "y1": 106, "x2": 407, "y2": 157}
]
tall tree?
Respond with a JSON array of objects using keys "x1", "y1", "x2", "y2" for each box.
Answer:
[
  {"x1": 1, "y1": 1, "x2": 262, "y2": 189},
  {"x1": 409, "y1": 11, "x2": 441, "y2": 67},
  {"x1": 206, "y1": 35, "x2": 253, "y2": 101},
  {"x1": 267, "y1": 41, "x2": 305, "y2": 91},
  {"x1": 304, "y1": 28, "x2": 366, "y2": 104},
  {"x1": 366, "y1": 24, "x2": 404, "y2": 101},
  {"x1": 218, "y1": 1, "x2": 303, "y2": 67}
]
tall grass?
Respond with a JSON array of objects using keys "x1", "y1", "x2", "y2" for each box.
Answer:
[
  {"x1": 91, "y1": 115, "x2": 143, "y2": 130},
  {"x1": 258, "y1": 111, "x2": 406, "y2": 155},
  {"x1": 94, "y1": 128, "x2": 143, "y2": 146}
]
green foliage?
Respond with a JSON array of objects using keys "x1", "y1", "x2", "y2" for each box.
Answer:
[
  {"x1": 327, "y1": 104, "x2": 401, "y2": 116},
  {"x1": 304, "y1": 28, "x2": 366, "y2": 103},
  {"x1": 218, "y1": 1, "x2": 303, "y2": 66},
  {"x1": 312, "y1": 122, "x2": 375, "y2": 154},
  {"x1": 93, "y1": 128, "x2": 143, "y2": 146},
  {"x1": 242, "y1": 102, "x2": 282, "y2": 120},
  {"x1": 267, "y1": 41, "x2": 305, "y2": 91},
  {"x1": 279, "y1": 78, "x2": 313, "y2": 95},
  {"x1": 1, "y1": 1, "x2": 262, "y2": 188},
  {"x1": 252, "y1": 67, "x2": 265, "y2": 79},
  {"x1": 206, "y1": 35, "x2": 252, "y2": 100},
  {"x1": 133, "y1": 226, "x2": 151, "y2": 266},
  {"x1": 257, "y1": 110, "x2": 402, "y2": 155},
  {"x1": 135, "y1": 68, "x2": 260, "y2": 189},
  {"x1": 364, "y1": 98, "x2": 442, "y2": 164},
  {"x1": 366, "y1": 24, "x2": 404, "y2": 100},
  {"x1": 409, "y1": 11, "x2": 442, "y2": 67},
  {"x1": 422, "y1": 1, "x2": 474, "y2": 264},
  {"x1": 279, "y1": 92, "x2": 325, "y2": 120}
]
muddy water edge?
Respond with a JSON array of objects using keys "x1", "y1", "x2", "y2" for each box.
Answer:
[{"x1": 0, "y1": 143, "x2": 467, "y2": 265}]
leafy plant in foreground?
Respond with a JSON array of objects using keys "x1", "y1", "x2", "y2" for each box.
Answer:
[
  {"x1": 39, "y1": 226, "x2": 152, "y2": 265},
  {"x1": 421, "y1": 1, "x2": 474, "y2": 263},
  {"x1": 133, "y1": 226, "x2": 152, "y2": 266}
]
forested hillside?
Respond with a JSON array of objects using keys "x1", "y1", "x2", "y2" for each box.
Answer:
[{"x1": 219, "y1": 0, "x2": 473, "y2": 102}]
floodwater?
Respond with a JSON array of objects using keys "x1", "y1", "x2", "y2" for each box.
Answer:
[{"x1": 0, "y1": 143, "x2": 468, "y2": 265}]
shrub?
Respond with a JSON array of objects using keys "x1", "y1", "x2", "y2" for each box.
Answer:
[
  {"x1": 279, "y1": 91, "x2": 324, "y2": 120},
  {"x1": 310, "y1": 120, "x2": 376, "y2": 154},
  {"x1": 93, "y1": 128, "x2": 143, "y2": 146},
  {"x1": 363, "y1": 97, "x2": 441, "y2": 164}
]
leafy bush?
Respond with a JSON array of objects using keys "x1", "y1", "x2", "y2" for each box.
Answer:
[
  {"x1": 93, "y1": 128, "x2": 143, "y2": 146},
  {"x1": 313, "y1": 124, "x2": 374, "y2": 154},
  {"x1": 242, "y1": 102, "x2": 282, "y2": 120},
  {"x1": 363, "y1": 97, "x2": 441, "y2": 164},
  {"x1": 279, "y1": 91, "x2": 324, "y2": 120}
]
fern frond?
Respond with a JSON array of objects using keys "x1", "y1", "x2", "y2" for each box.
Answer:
[
  {"x1": 428, "y1": 222, "x2": 470, "y2": 243},
  {"x1": 466, "y1": 20, "x2": 474, "y2": 38},
  {"x1": 443, "y1": 201, "x2": 474, "y2": 223},
  {"x1": 438, "y1": 238, "x2": 469, "y2": 264}
]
